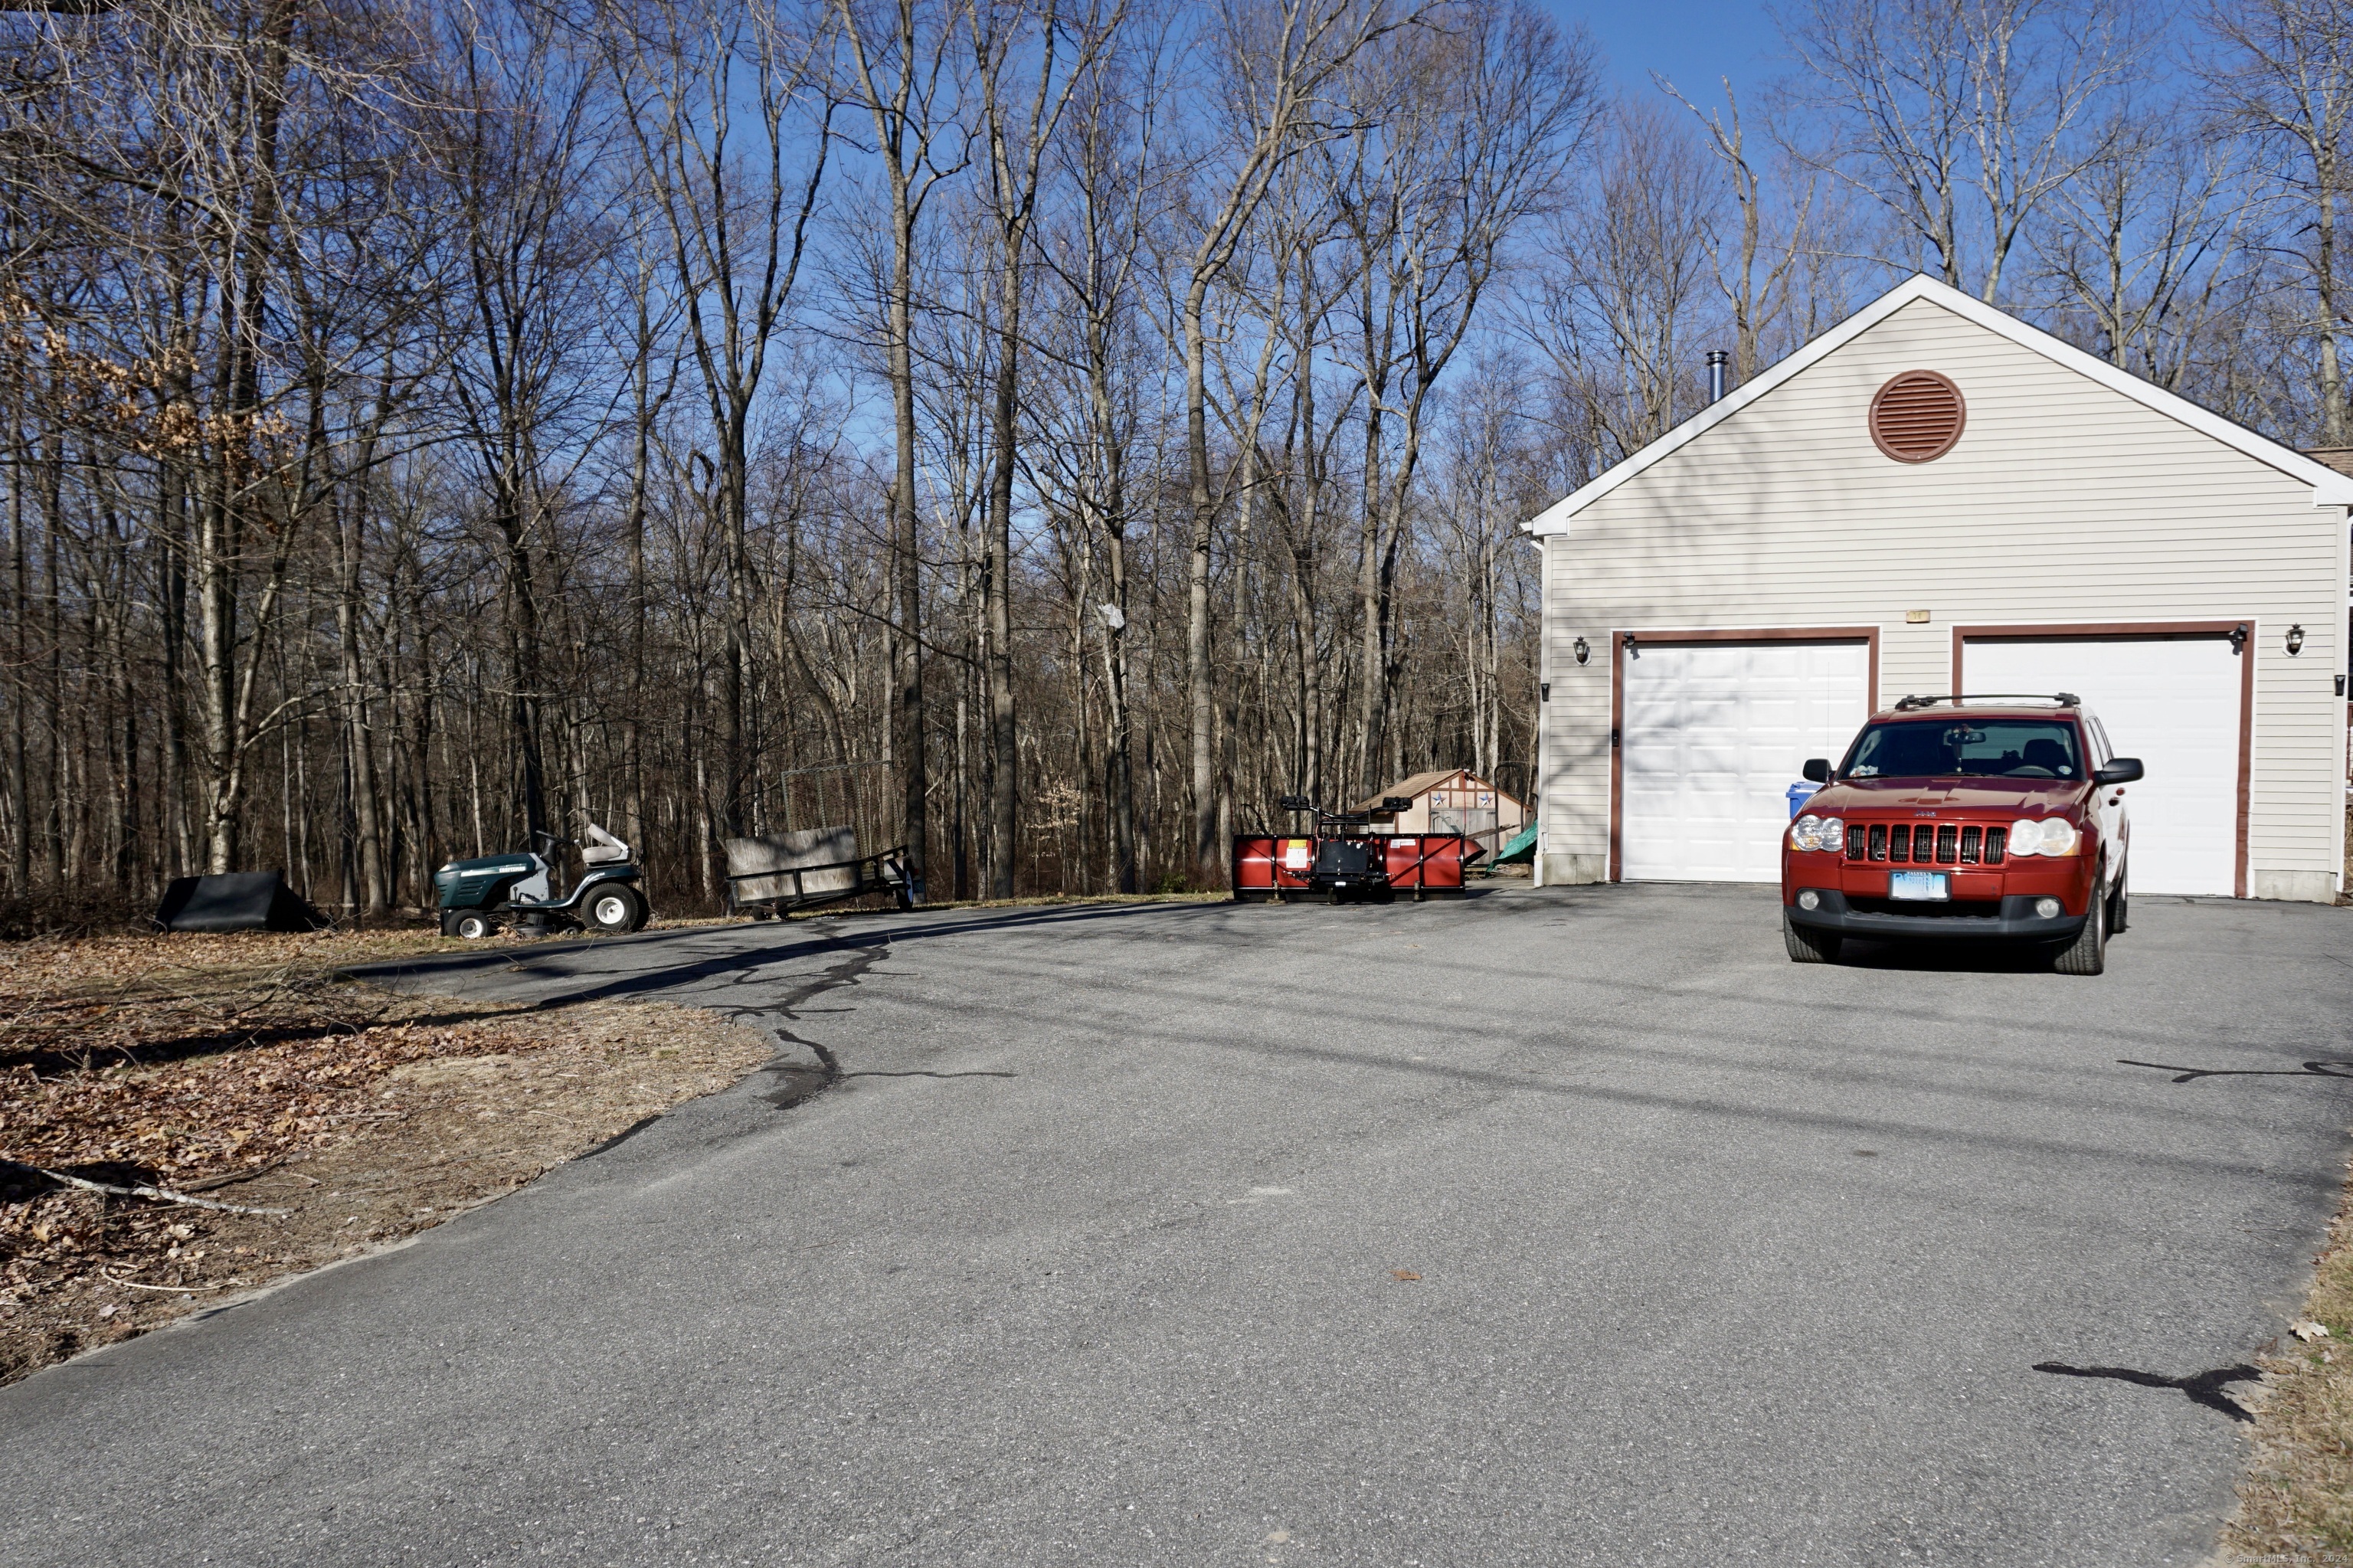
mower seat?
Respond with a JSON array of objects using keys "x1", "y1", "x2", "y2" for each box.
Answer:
[{"x1": 581, "y1": 824, "x2": 632, "y2": 866}]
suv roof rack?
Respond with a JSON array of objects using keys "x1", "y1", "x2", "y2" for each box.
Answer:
[{"x1": 1890, "y1": 692, "x2": 2081, "y2": 712}]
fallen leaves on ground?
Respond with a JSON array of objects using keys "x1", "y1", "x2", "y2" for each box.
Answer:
[
  {"x1": 2225, "y1": 1190, "x2": 2353, "y2": 1564},
  {"x1": 1, "y1": 929, "x2": 772, "y2": 1386}
]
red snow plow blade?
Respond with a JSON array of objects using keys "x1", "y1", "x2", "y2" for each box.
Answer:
[{"x1": 1232, "y1": 832, "x2": 1469, "y2": 902}]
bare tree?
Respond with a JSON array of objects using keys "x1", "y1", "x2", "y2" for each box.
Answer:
[
  {"x1": 2198, "y1": 0, "x2": 2353, "y2": 440},
  {"x1": 1523, "y1": 100, "x2": 1720, "y2": 471},
  {"x1": 1331, "y1": 0, "x2": 1594, "y2": 791},
  {"x1": 832, "y1": 0, "x2": 964, "y2": 900},
  {"x1": 0, "y1": 0, "x2": 433, "y2": 873},
  {"x1": 1033, "y1": 25, "x2": 1169, "y2": 891},
  {"x1": 1170, "y1": 0, "x2": 1399, "y2": 888},
  {"x1": 965, "y1": 0, "x2": 1120, "y2": 897},
  {"x1": 2035, "y1": 95, "x2": 2257, "y2": 388},
  {"x1": 1776, "y1": 0, "x2": 2142, "y2": 303},
  {"x1": 603, "y1": 0, "x2": 833, "y2": 849},
  {"x1": 438, "y1": 4, "x2": 620, "y2": 845},
  {"x1": 1658, "y1": 75, "x2": 1822, "y2": 385},
  {"x1": 1249, "y1": 192, "x2": 1351, "y2": 807}
]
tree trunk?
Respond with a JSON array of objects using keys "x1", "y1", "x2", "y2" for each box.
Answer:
[
  {"x1": 197, "y1": 0, "x2": 296, "y2": 875},
  {"x1": 1182, "y1": 272, "x2": 1218, "y2": 889},
  {"x1": 196, "y1": 472, "x2": 241, "y2": 873},
  {"x1": 7, "y1": 404, "x2": 27, "y2": 896},
  {"x1": 986, "y1": 258, "x2": 1020, "y2": 898},
  {"x1": 501, "y1": 506, "x2": 548, "y2": 842},
  {"x1": 337, "y1": 489, "x2": 386, "y2": 915},
  {"x1": 1100, "y1": 520, "x2": 1137, "y2": 895},
  {"x1": 2320, "y1": 144, "x2": 2345, "y2": 444},
  {"x1": 721, "y1": 408, "x2": 751, "y2": 839},
  {"x1": 891, "y1": 244, "x2": 927, "y2": 894}
]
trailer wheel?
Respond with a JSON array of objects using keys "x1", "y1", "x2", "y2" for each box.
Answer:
[
  {"x1": 585, "y1": 886, "x2": 641, "y2": 934},
  {"x1": 453, "y1": 912, "x2": 496, "y2": 941}
]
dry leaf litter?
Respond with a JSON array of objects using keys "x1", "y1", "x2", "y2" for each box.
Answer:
[{"x1": 2, "y1": 929, "x2": 771, "y2": 1386}]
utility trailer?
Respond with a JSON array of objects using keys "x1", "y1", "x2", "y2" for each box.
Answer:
[
  {"x1": 724, "y1": 827, "x2": 914, "y2": 920},
  {"x1": 1232, "y1": 795, "x2": 1474, "y2": 903}
]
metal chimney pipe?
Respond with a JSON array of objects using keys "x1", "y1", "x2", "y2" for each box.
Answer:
[{"x1": 1706, "y1": 349, "x2": 1729, "y2": 404}]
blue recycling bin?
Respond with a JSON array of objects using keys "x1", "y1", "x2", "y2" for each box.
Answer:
[{"x1": 1786, "y1": 782, "x2": 1820, "y2": 818}]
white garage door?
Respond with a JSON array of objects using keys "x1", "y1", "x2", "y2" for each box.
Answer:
[
  {"x1": 1961, "y1": 636, "x2": 2240, "y2": 896},
  {"x1": 1621, "y1": 641, "x2": 1872, "y2": 882}
]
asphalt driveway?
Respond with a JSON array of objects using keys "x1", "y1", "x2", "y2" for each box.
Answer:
[{"x1": 5, "y1": 883, "x2": 2350, "y2": 1566}]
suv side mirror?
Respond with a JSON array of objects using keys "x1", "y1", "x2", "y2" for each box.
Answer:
[
  {"x1": 1802, "y1": 758, "x2": 1831, "y2": 783},
  {"x1": 1277, "y1": 795, "x2": 1312, "y2": 813},
  {"x1": 2093, "y1": 758, "x2": 2143, "y2": 784}
]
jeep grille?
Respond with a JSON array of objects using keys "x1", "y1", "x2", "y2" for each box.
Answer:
[{"x1": 1845, "y1": 822, "x2": 2007, "y2": 866}]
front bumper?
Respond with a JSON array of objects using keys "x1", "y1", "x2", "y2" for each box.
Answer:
[{"x1": 1785, "y1": 889, "x2": 2088, "y2": 941}]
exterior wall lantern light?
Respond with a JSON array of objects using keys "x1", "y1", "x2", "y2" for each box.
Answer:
[
  {"x1": 2286, "y1": 623, "x2": 2305, "y2": 655},
  {"x1": 1572, "y1": 637, "x2": 1589, "y2": 664}
]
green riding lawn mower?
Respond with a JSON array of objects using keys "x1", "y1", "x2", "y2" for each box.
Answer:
[{"x1": 433, "y1": 824, "x2": 650, "y2": 939}]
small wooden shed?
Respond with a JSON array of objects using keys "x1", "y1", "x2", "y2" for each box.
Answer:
[{"x1": 1353, "y1": 768, "x2": 1530, "y2": 854}]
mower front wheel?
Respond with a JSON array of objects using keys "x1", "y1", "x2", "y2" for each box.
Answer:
[
  {"x1": 448, "y1": 910, "x2": 497, "y2": 941},
  {"x1": 584, "y1": 885, "x2": 643, "y2": 935}
]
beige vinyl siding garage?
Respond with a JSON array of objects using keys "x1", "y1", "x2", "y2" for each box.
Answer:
[{"x1": 1533, "y1": 286, "x2": 2351, "y2": 901}]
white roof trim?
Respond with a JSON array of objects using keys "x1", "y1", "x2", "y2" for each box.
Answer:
[{"x1": 1523, "y1": 273, "x2": 2353, "y2": 535}]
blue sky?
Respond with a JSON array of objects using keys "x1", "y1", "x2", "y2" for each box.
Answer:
[{"x1": 1550, "y1": 0, "x2": 1790, "y2": 103}]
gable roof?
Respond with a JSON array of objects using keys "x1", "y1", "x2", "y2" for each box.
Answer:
[
  {"x1": 1352, "y1": 768, "x2": 1460, "y2": 813},
  {"x1": 1524, "y1": 273, "x2": 2353, "y2": 536},
  {"x1": 1350, "y1": 768, "x2": 1529, "y2": 814}
]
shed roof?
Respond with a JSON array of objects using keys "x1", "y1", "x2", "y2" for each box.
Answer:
[
  {"x1": 1352, "y1": 768, "x2": 1527, "y2": 814},
  {"x1": 1523, "y1": 274, "x2": 2353, "y2": 536},
  {"x1": 1352, "y1": 769, "x2": 1459, "y2": 813}
]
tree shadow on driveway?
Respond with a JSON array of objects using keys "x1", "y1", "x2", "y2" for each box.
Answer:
[
  {"x1": 341, "y1": 900, "x2": 1219, "y2": 1010},
  {"x1": 2033, "y1": 1360, "x2": 2263, "y2": 1422}
]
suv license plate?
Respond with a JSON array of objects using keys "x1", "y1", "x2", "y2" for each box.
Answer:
[{"x1": 1888, "y1": 871, "x2": 1949, "y2": 901}]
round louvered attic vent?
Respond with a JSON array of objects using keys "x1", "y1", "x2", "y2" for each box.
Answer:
[{"x1": 1869, "y1": 371, "x2": 1965, "y2": 463}]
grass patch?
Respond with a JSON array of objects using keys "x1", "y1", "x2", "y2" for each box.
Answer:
[{"x1": 2227, "y1": 1176, "x2": 2353, "y2": 1564}]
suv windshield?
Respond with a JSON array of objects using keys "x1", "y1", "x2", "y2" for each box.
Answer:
[{"x1": 1841, "y1": 718, "x2": 2083, "y2": 781}]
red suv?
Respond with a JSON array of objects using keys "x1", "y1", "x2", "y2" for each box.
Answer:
[{"x1": 1782, "y1": 695, "x2": 2142, "y2": 975}]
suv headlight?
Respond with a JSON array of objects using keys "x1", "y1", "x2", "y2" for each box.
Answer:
[
  {"x1": 1790, "y1": 813, "x2": 1844, "y2": 853},
  {"x1": 2008, "y1": 817, "x2": 2080, "y2": 856}
]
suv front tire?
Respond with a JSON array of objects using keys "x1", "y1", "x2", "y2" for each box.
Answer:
[
  {"x1": 1785, "y1": 916, "x2": 1841, "y2": 964},
  {"x1": 2053, "y1": 883, "x2": 2107, "y2": 976}
]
